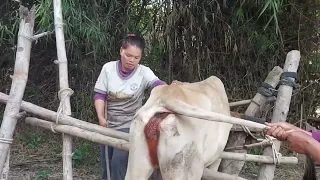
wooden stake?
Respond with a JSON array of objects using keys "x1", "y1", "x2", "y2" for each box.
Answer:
[
  {"x1": 53, "y1": 0, "x2": 73, "y2": 179},
  {"x1": 257, "y1": 50, "x2": 301, "y2": 180},
  {"x1": 0, "y1": 5, "x2": 36, "y2": 175},
  {"x1": 24, "y1": 117, "x2": 299, "y2": 165},
  {"x1": 0, "y1": 92, "x2": 130, "y2": 141},
  {"x1": 220, "y1": 66, "x2": 283, "y2": 175}
]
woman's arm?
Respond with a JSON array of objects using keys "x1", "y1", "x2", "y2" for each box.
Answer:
[
  {"x1": 305, "y1": 137, "x2": 320, "y2": 163},
  {"x1": 94, "y1": 93, "x2": 108, "y2": 127}
]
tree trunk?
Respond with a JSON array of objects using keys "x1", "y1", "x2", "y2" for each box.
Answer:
[
  {"x1": 257, "y1": 50, "x2": 301, "y2": 180},
  {"x1": 0, "y1": 5, "x2": 35, "y2": 175},
  {"x1": 219, "y1": 66, "x2": 283, "y2": 175},
  {"x1": 53, "y1": 0, "x2": 74, "y2": 179}
]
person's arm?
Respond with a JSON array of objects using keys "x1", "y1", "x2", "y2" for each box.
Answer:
[
  {"x1": 94, "y1": 64, "x2": 109, "y2": 127},
  {"x1": 143, "y1": 67, "x2": 167, "y2": 90},
  {"x1": 94, "y1": 93, "x2": 108, "y2": 127},
  {"x1": 305, "y1": 137, "x2": 320, "y2": 163}
]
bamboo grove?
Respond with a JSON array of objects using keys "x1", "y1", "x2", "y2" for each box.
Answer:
[{"x1": 0, "y1": 0, "x2": 319, "y2": 125}]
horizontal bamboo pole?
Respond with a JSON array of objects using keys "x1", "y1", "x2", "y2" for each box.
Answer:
[
  {"x1": 25, "y1": 117, "x2": 129, "y2": 151},
  {"x1": 25, "y1": 117, "x2": 298, "y2": 165},
  {"x1": 0, "y1": 92, "x2": 129, "y2": 141},
  {"x1": 229, "y1": 97, "x2": 276, "y2": 107},
  {"x1": 202, "y1": 170, "x2": 247, "y2": 180},
  {"x1": 229, "y1": 100, "x2": 251, "y2": 107},
  {"x1": 220, "y1": 152, "x2": 298, "y2": 164},
  {"x1": 0, "y1": 92, "x2": 267, "y2": 140},
  {"x1": 231, "y1": 125, "x2": 262, "y2": 132},
  {"x1": 224, "y1": 140, "x2": 272, "y2": 151}
]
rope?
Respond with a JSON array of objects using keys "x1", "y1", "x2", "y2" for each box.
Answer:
[
  {"x1": 257, "y1": 82, "x2": 278, "y2": 97},
  {"x1": 18, "y1": 34, "x2": 34, "y2": 41},
  {"x1": 229, "y1": 124, "x2": 282, "y2": 165},
  {"x1": 0, "y1": 138, "x2": 13, "y2": 144},
  {"x1": 50, "y1": 88, "x2": 74, "y2": 133},
  {"x1": 240, "y1": 125, "x2": 264, "y2": 141},
  {"x1": 266, "y1": 135, "x2": 282, "y2": 165},
  {"x1": 279, "y1": 72, "x2": 300, "y2": 94}
]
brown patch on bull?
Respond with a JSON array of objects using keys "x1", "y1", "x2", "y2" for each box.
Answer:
[{"x1": 144, "y1": 112, "x2": 171, "y2": 169}]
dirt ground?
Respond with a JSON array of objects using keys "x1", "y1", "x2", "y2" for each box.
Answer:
[{"x1": 4, "y1": 121, "x2": 320, "y2": 180}]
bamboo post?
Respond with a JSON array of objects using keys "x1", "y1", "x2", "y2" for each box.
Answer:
[
  {"x1": 53, "y1": 0, "x2": 73, "y2": 179},
  {"x1": 219, "y1": 66, "x2": 283, "y2": 175},
  {"x1": 257, "y1": 50, "x2": 301, "y2": 180},
  {"x1": 24, "y1": 117, "x2": 299, "y2": 165},
  {"x1": 0, "y1": 5, "x2": 36, "y2": 175}
]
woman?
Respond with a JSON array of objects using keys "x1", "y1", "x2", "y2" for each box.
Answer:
[
  {"x1": 93, "y1": 34, "x2": 167, "y2": 180},
  {"x1": 265, "y1": 122, "x2": 320, "y2": 163}
]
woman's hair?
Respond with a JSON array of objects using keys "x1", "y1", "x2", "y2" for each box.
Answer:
[{"x1": 121, "y1": 34, "x2": 145, "y2": 51}]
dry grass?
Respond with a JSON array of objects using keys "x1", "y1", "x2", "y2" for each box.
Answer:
[
  {"x1": 6, "y1": 119, "x2": 101, "y2": 180},
  {"x1": 240, "y1": 147, "x2": 320, "y2": 180}
]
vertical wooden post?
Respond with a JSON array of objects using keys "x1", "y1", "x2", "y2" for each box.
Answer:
[
  {"x1": 0, "y1": 5, "x2": 35, "y2": 174},
  {"x1": 53, "y1": 0, "x2": 74, "y2": 179},
  {"x1": 219, "y1": 66, "x2": 283, "y2": 175},
  {"x1": 257, "y1": 50, "x2": 301, "y2": 180}
]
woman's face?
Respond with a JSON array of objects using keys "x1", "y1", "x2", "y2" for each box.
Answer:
[{"x1": 120, "y1": 45, "x2": 142, "y2": 72}]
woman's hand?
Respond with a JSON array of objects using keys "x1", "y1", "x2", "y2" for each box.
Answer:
[
  {"x1": 265, "y1": 122, "x2": 312, "y2": 138},
  {"x1": 265, "y1": 122, "x2": 301, "y2": 131},
  {"x1": 98, "y1": 117, "x2": 108, "y2": 127},
  {"x1": 265, "y1": 125, "x2": 287, "y2": 141},
  {"x1": 171, "y1": 80, "x2": 183, "y2": 85}
]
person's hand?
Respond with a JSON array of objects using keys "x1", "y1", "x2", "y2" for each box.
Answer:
[
  {"x1": 283, "y1": 130, "x2": 315, "y2": 154},
  {"x1": 171, "y1": 80, "x2": 183, "y2": 85},
  {"x1": 98, "y1": 117, "x2": 108, "y2": 127},
  {"x1": 265, "y1": 122, "x2": 301, "y2": 131},
  {"x1": 265, "y1": 125, "x2": 287, "y2": 141}
]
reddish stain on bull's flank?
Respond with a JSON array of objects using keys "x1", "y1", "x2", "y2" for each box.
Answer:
[{"x1": 144, "y1": 112, "x2": 171, "y2": 169}]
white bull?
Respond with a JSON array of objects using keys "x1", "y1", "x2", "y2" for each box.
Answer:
[{"x1": 125, "y1": 76, "x2": 239, "y2": 180}]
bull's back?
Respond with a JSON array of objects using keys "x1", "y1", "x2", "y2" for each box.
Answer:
[{"x1": 143, "y1": 76, "x2": 232, "y2": 169}]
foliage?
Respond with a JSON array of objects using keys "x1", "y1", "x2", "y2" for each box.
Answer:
[
  {"x1": 0, "y1": 0, "x2": 318, "y2": 178},
  {"x1": 36, "y1": 169, "x2": 52, "y2": 180},
  {"x1": 18, "y1": 132, "x2": 44, "y2": 149},
  {"x1": 0, "y1": 0, "x2": 319, "y2": 125}
]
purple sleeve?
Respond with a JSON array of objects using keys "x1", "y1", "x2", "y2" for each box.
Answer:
[
  {"x1": 94, "y1": 92, "x2": 107, "y2": 101},
  {"x1": 311, "y1": 131, "x2": 320, "y2": 142},
  {"x1": 151, "y1": 80, "x2": 167, "y2": 89}
]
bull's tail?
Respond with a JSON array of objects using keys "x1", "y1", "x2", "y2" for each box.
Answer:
[
  {"x1": 144, "y1": 112, "x2": 171, "y2": 169},
  {"x1": 303, "y1": 155, "x2": 317, "y2": 180}
]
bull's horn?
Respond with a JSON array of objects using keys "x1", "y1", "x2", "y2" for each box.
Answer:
[{"x1": 162, "y1": 98, "x2": 270, "y2": 130}]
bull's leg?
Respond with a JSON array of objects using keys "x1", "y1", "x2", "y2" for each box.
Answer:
[
  {"x1": 125, "y1": 119, "x2": 154, "y2": 180},
  {"x1": 157, "y1": 114, "x2": 204, "y2": 180}
]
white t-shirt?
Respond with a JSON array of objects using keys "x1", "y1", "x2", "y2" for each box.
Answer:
[{"x1": 94, "y1": 60, "x2": 160, "y2": 129}]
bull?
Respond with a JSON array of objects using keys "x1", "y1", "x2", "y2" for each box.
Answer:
[
  {"x1": 124, "y1": 76, "x2": 317, "y2": 180},
  {"x1": 124, "y1": 76, "x2": 241, "y2": 179}
]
